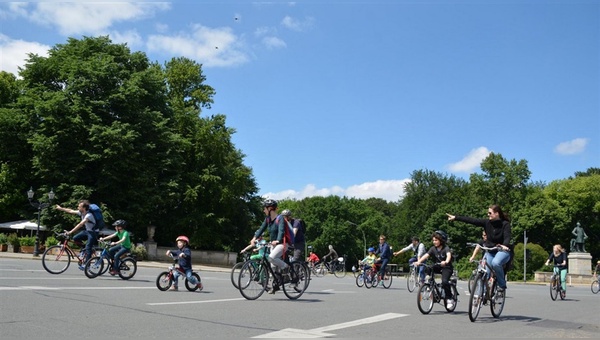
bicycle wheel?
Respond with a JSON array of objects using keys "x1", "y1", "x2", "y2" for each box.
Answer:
[
  {"x1": 156, "y1": 271, "x2": 173, "y2": 291},
  {"x1": 417, "y1": 283, "x2": 434, "y2": 314},
  {"x1": 591, "y1": 280, "x2": 599, "y2": 294},
  {"x1": 407, "y1": 268, "x2": 417, "y2": 292},
  {"x1": 490, "y1": 282, "x2": 505, "y2": 318},
  {"x1": 382, "y1": 268, "x2": 393, "y2": 289},
  {"x1": 356, "y1": 271, "x2": 365, "y2": 287},
  {"x1": 238, "y1": 260, "x2": 268, "y2": 300},
  {"x1": 283, "y1": 262, "x2": 309, "y2": 300},
  {"x1": 230, "y1": 261, "x2": 244, "y2": 289},
  {"x1": 117, "y1": 258, "x2": 137, "y2": 280},
  {"x1": 468, "y1": 270, "x2": 476, "y2": 294},
  {"x1": 468, "y1": 276, "x2": 484, "y2": 322},
  {"x1": 84, "y1": 256, "x2": 104, "y2": 278},
  {"x1": 333, "y1": 262, "x2": 346, "y2": 278},
  {"x1": 444, "y1": 284, "x2": 458, "y2": 313},
  {"x1": 364, "y1": 269, "x2": 374, "y2": 289},
  {"x1": 549, "y1": 275, "x2": 558, "y2": 301},
  {"x1": 42, "y1": 245, "x2": 72, "y2": 274},
  {"x1": 314, "y1": 263, "x2": 326, "y2": 277},
  {"x1": 185, "y1": 272, "x2": 202, "y2": 291}
]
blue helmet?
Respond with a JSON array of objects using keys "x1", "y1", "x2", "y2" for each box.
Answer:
[{"x1": 368, "y1": 247, "x2": 375, "y2": 253}]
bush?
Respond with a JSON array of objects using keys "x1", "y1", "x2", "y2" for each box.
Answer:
[
  {"x1": 508, "y1": 242, "x2": 548, "y2": 281},
  {"x1": 0, "y1": 233, "x2": 8, "y2": 245},
  {"x1": 45, "y1": 235, "x2": 59, "y2": 247},
  {"x1": 131, "y1": 244, "x2": 148, "y2": 261},
  {"x1": 18, "y1": 236, "x2": 36, "y2": 246},
  {"x1": 7, "y1": 233, "x2": 19, "y2": 246}
]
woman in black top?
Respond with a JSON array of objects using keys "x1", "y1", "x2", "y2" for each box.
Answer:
[
  {"x1": 545, "y1": 244, "x2": 567, "y2": 296},
  {"x1": 447, "y1": 204, "x2": 512, "y2": 292}
]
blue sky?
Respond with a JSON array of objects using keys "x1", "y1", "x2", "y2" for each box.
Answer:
[{"x1": 1, "y1": 1, "x2": 598, "y2": 202}]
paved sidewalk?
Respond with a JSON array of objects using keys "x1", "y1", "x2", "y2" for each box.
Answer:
[{"x1": 0, "y1": 251, "x2": 231, "y2": 273}]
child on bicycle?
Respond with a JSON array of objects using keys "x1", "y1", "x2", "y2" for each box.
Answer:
[
  {"x1": 413, "y1": 230, "x2": 455, "y2": 309},
  {"x1": 359, "y1": 247, "x2": 376, "y2": 270},
  {"x1": 240, "y1": 238, "x2": 267, "y2": 261},
  {"x1": 99, "y1": 219, "x2": 131, "y2": 276},
  {"x1": 306, "y1": 251, "x2": 320, "y2": 266},
  {"x1": 166, "y1": 235, "x2": 202, "y2": 291}
]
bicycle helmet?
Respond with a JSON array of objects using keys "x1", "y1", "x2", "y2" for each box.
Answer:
[
  {"x1": 262, "y1": 199, "x2": 278, "y2": 208},
  {"x1": 434, "y1": 230, "x2": 448, "y2": 242},
  {"x1": 281, "y1": 209, "x2": 292, "y2": 216},
  {"x1": 368, "y1": 247, "x2": 375, "y2": 253},
  {"x1": 176, "y1": 235, "x2": 190, "y2": 244},
  {"x1": 112, "y1": 219, "x2": 127, "y2": 227}
]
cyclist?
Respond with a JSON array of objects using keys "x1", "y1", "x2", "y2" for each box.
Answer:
[
  {"x1": 165, "y1": 235, "x2": 202, "y2": 291},
  {"x1": 594, "y1": 260, "x2": 600, "y2": 281},
  {"x1": 99, "y1": 219, "x2": 131, "y2": 276},
  {"x1": 545, "y1": 244, "x2": 567, "y2": 297},
  {"x1": 240, "y1": 238, "x2": 268, "y2": 261},
  {"x1": 447, "y1": 204, "x2": 512, "y2": 294},
  {"x1": 468, "y1": 231, "x2": 487, "y2": 262},
  {"x1": 57, "y1": 200, "x2": 98, "y2": 269},
  {"x1": 322, "y1": 245, "x2": 339, "y2": 273},
  {"x1": 373, "y1": 234, "x2": 392, "y2": 286},
  {"x1": 393, "y1": 236, "x2": 427, "y2": 284},
  {"x1": 359, "y1": 247, "x2": 377, "y2": 270},
  {"x1": 413, "y1": 230, "x2": 455, "y2": 309},
  {"x1": 306, "y1": 251, "x2": 320, "y2": 266},
  {"x1": 250, "y1": 199, "x2": 289, "y2": 294}
]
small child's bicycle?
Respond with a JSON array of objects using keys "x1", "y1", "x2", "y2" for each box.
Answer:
[
  {"x1": 84, "y1": 240, "x2": 137, "y2": 280},
  {"x1": 156, "y1": 254, "x2": 203, "y2": 291},
  {"x1": 416, "y1": 263, "x2": 458, "y2": 314}
]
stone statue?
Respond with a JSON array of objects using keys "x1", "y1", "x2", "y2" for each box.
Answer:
[{"x1": 570, "y1": 222, "x2": 588, "y2": 253}]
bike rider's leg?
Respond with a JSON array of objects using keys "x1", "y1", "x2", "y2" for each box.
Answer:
[
  {"x1": 560, "y1": 269, "x2": 567, "y2": 292},
  {"x1": 292, "y1": 242, "x2": 304, "y2": 262},
  {"x1": 172, "y1": 270, "x2": 181, "y2": 289},
  {"x1": 486, "y1": 251, "x2": 510, "y2": 290},
  {"x1": 110, "y1": 246, "x2": 128, "y2": 272},
  {"x1": 185, "y1": 268, "x2": 199, "y2": 285},
  {"x1": 84, "y1": 230, "x2": 98, "y2": 263},
  {"x1": 440, "y1": 266, "x2": 453, "y2": 298},
  {"x1": 268, "y1": 244, "x2": 288, "y2": 292}
]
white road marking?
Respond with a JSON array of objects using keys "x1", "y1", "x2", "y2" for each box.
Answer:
[
  {"x1": 253, "y1": 312, "x2": 408, "y2": 338},
  {"x1": 147, "y1": 298, "x2": 245, "y2": 306},
  {"x1": 0, "y1": 286, "x2": 156, "y2": 291}
]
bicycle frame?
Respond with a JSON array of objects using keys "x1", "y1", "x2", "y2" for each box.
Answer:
[
  {"x1": 416, "y1": 264, "x2": 458, "y2": 314},
  {"x1": 42, "y1": 232, "x2": 99, "y2": 274},
  {"x1": 549, "y1": 265, "x2": 566, "y2": 301},
  {"x1": 156, "y1": 254, "x2": 201, "y2": 291},
  {"x1": 466, "y1": 243, "x2": 506, "y2": 322}
]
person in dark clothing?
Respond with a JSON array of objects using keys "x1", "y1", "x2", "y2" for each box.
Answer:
[
  {"x1": 373, "y1": 234, "x2": 392, "y2": 286},
  {"x1": 166, "y1": 235, "x2": 202, "y2": 291},
  {"x1": 291, "y1": 218, "x2": 306, "y2": 262},
  {"x1": 447, "y1": 204, "x2": 512, "y2": 292},
  {"x1": 545, "y1": 244, "x2": 567, "y2": 297},
  {"x1": 413, "y1": 230, "x2": 455, "y2": 309}
]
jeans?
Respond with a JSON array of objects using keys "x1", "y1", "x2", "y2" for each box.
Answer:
[
  {"x1": 485, "y1": 250, "x2": 511, "y2": 289},
  {"x1": 375, "y1": 258, "x2": 389, "y2": 279},
  {"x1": 173, "y1": 268, "x2": 198, "y2": 287},
  {"x1": 73, "y1": 230, "x2": 98, "y2": 263},
  {"x1": 108, "y1": 245, "x2": 129, "y2": 271}
]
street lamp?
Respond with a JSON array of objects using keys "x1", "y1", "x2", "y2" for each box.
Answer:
[
  {"x1": 27, "y1": 187, "x2": 55, "y2": 257},
  {"x1": 346, "y1": 221, "x2": 366, "y2": 258}
]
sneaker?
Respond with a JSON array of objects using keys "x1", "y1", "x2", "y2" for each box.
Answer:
[
  {"x1": 446, "y1": 300, "x2": 455, "y2": 309},
  {"x1": 197, "y1": 282, "x2": 203, "y2": 291},
  {"x1": 78, "y1": 265, "x2": 85, "y2": 271},
  {"x1": 269, "y1": 284, "x2": 280, "y2": 294},
  {"x1": 109, "y1": 270, "x2": 118, "y2": 276},
  {"x1": 168, "y1": 286, "x2": 178, "y2": 291}
]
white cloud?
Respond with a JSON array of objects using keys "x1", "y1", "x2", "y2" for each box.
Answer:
[
  {"x1": 447, "y1": 147, "x2": 491, "y2": 173},
  {"x1": 262, "y1": 179, "x2": 409, "y2": 202},
  {"x1": 281, "y1": 15, "x2": 314, "y2": 32},
  {"x1": 554, "y1": 138, "x2": 589, "y2": 155},
  {"x1": 20, "y1": 2, "x2": 170, "y2": 36},
  {"x1": 0, "y1": 34, "x2": 50, "y2": 76},
  {"x1": 147, "y1": 24, "x2": 249, "y2": 67},
  {"x1": 262, "y1": 36, "x2": 286, "y2": 49},
  {"x1": 109, "y1": 30, "x2": 143, "y2": 49}
]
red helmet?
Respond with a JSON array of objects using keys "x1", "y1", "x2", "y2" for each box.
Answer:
[{"x1": 176, "y1": 235, "x2": 189, "y2": 244}]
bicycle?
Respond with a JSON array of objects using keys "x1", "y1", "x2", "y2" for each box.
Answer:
[
  {"x1": 315, "y1": 255, "x2": 347, "y2": 278},
  {"x1": 591, "y1": 276, "x2": 599, "y2": 294},
  {"x1": 41, "y1": 231, "x2": 101, "y2": 274},
  {"x1": 355, "y1": 263, "x2": 373, "y2": 288},
  {"x1": 416, "y1": 263, "x2": 458, "y2": 314},
  {"x1": 549, "y1": 265, "x2": 567, "y2": 301},
  {"x1": 308, "y1": 261, "x2": 326, "y2": 277},
  {"x1": 407, "y1": 264, "x2": 420, "y2": 293},
  {"x1": 237, "y1": 243, "x2": 309, "y2": 300},
  {"x1": 466, "y1": 243, "x2": 507, "y2": 322},
  {"x1": 84, "y1": 240, "x2": 137, "y2": 280},
  {"x1": 156, "y1": 254, "x2": 203, "y2": 291},
  {"x1": 369, "y1": 262, "x2": 393, "y2": 289},
  {"x1": 231, "y1": 251, "x2": 251, "y2": 289}
]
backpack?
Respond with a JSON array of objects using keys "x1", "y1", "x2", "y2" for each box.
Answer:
[
  {"x1": 275, "y1": 215, "x2": 295, "y2": 245},
  {"x1": 89, "y1": 204, "x2": 105, "y2": 231}
]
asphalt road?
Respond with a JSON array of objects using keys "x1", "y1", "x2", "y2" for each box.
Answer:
[{"x1": 1, "y1": 257, "x2": 598, "y2": 338}]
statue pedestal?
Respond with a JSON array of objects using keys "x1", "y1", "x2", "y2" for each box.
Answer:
[
  {"x1": 144, "y1": 241, "x2": 158, "y2": 260},
  {"x1": 568, "y1": 252, "x2": 592, "y2": 275}
]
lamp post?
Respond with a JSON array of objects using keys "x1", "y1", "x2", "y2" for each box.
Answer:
[
  {"x1": 346, "y1": 221, "x2": 366, "y2": 258},
  {"x1": 27, "y1": 187, "x2": 55, "y2": 257}
]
